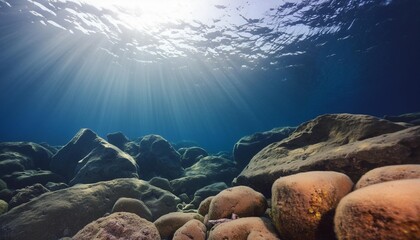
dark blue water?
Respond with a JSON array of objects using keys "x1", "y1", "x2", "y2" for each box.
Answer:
[{"x1": 0, "y1": 0, "x2": 419, "y2": 152}]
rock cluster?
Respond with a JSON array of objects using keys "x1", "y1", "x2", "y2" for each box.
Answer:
[{"x1": 0, "y1": 113, "x2": 419, "y2": 240}]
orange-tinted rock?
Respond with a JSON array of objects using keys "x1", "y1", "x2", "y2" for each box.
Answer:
[
  {"x1": 198, "y1": 196, "x2": 213, "y2": 216},
  {"x1": 271, "y1": 171, "x2": 353, "y2": 240},
  {"x1": 335, "y1": 179, "x2": 420, "y2": 240},
  {"x1": 153, "y1": 212, "x2": 204, "y2": 239},
  {"x1": 173, "y1": 219, "x2": 206, "y2": 240},
  {"x1": 208, "y1": 186, "x2": 267, "y2": 220},
  {"x1": 73, "y1": 212, "x2": 159, "y2": 240},
  {"x1": 208, "y1": 217, "x2": 280, "y2": 240},
  {"x1": 355, "y1": 164, "x2": 420, "y2": 189}
]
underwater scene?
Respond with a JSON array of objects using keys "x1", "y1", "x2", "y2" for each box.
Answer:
[{"x1": 0, "y1": 0, "x2": 419, "y2": 239}]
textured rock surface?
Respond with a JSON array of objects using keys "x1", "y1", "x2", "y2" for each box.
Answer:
[
  {"x1": 111, "y1": 197, "x2": 153, "y2": 221},
  {"x1": 171, "y1": 174, "x2": 210, "y2": 196},
  {"x1": 0, "y1": 178, "x2": 180, "y2": 240},
  {"x1": 355, "y1": 164, "x2": 420, "y2": 189},
  {"x1": 149, "y1": 177, "x2": 173, "y2": 192},
  {"x1": 2, "y1": 170, "x2": 63, "y2": 189},
  {"x1": 186, "y1": 156, "x2": 239, "y2": 184},
  {"x1": 233, "y1": 127, "x2": 296, "y2": 169},
  {"x1": 106, "y1": 132, "x2": 129, "y2": 150},
  {"x1": 50, "y1": 128, "x2": 107, "y2": 181},
  {"x1": 234, "y1": 114, "x2": 418, "y2": 196},
  {"x1": 191, "y1": 182, "x2": 228, "y2": 208},
  {"x1": 173, "y1": 219, "x2": 207, "y2": 240},
  {"x1": 154, "y1": 212, "x2": 204, "y2": 239},
  {"x1": 335, "y1": 179, "x2": 420, "y2": 240},
  {"x1": 136, "y1": 134, "x2": 184, "y2": 180},
  {"x1": 180, "y1": 147, "x2": 208, "y2": 168},
  {"x1": 198, "y1": 196, "x2": 214, "y2": 216},
  {"x1": 73, "y1": 212, "x2": 160, "y2": 240},
  {"x1": 208, "y1": 217, "x2": 280, "y2": 240},
  {"x1": 208, "y1": 186, "x2": 267, "y2": 220},
  {"x1": 271, "y1": 171, "x2": 353, "y2": 240},
  {"x1": 0, "y1": 142, "x2": 53, "y2": 170},
  {"x1": 69, "y1": 143, "x2": 138, "y2": 185},
  {"x1": 9, "y1": 183, "x2": 50, "y2": 209}
]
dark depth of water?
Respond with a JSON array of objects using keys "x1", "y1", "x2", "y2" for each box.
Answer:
[{"x1": 0, "y1": 0, "x2": 419, "y2": 152}]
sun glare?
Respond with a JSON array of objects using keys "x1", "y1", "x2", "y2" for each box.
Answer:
[{"x1": 83, "y1": 0, "x2": 195, "y2": 28}]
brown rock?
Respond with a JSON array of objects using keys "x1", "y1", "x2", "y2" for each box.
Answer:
[
  {"x1": 271, "y1": 171, "x2": 353, "y2": 240},
  {"x1": 154, "y1": 212, "x2": 204, "y2": 239},
  {"x1": 335, "y1": 179, "x2": 420, "y2": 240},
  {"x1": 208, "y1": 217, "x2": 280, "y2": 240},
  {"x1": 208, "y1": 186, "x2": 267, "y2": 220},
  {"x1": 111, "y1": 197, "x2": 153, "y2": 221},
  {"x1": 173, "y1": 219, "x2": 207, "y2": 240},
  {"x1": 355, "y1": 164, "x2": 420, "y2": 189},
  {"x1": 198, "y1": 196, "x2": 214, "y2": 216},
  {"x1": 0, "y1": 178, "x2": 180, "y2": 240},
  {"x1": 73, "y1": 212, "x2": 159, "y2": 240},
  {"x1": 8, "y1": 183, "x2": 50, "y2": 209},
  {"x1": 234, "y1": 114, "x2": 420, "y2": 196}
]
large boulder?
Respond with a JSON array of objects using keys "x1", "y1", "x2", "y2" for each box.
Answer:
[
  {"x1": 180, "y1": 147, "x2": 208, "y2": 168},
  {"x1": 136, "y1": 135, "x2": 184, "y2": 180},
  {"x1": 355, "y1": 164, "x2": 420, "y2": 189},
  {"x1": 0, "y1": 178, "x2": 180, "y2": 240},
  {"x1": 69, "y1": 143, "x2": 139, "y2": 185},
  {"x1": 190, "y1": 182, "x2": 228, "y2": 208},
  {"x1": 271, "y1": 171, "x2": 353, "y2": 240},
  {"x1": 171, "y1": 175, "x2": 209, "y2": 196},
  {"x1": 208, "y1": 217, "x2": 280, "y2": 240},
  {"x1": 233, "y1": 127, "x2": 295, "y2": 169},
  {"x1": 335, "y1": 179, "x2": 420, "y2": 239},
  {"x1": 111, "y1": 197, "x2": 153, "y2": 221},
  {"x1": 106, "y1": 132, "x2": 129, "y2": 150},
  {"x1": 73, "y1": 212, "x2": 160, "y2": 240},
  {"x1": 0, "y1": 142, "x2": 53, "y2": 170},
  {"x1": 50, "y1": 128, "x2": 107, "y2": 181},
  {"x1": 2, "y1": 170, "x2": 64, "y2": 189},
  {"x1": 234, "y1": 114, "x2": 417, "y2": 196},
  {"x1": 208, "y1": 186, "x2": 267, "y2": 220},
  {"x1": 185, "y1": 156, "x2": 239, "y2": 184}
]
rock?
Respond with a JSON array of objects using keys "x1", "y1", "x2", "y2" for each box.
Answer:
[
  {"x1": 208, "y1": 217, "x2": 280, "y2": 240},
  {"x1": 355, "y1": 164, "x2": 420, "y2": 189},
  {"x1": 271, "y1": 171, "x2": 353, "y2": 240},
  {"x1": 106, "y1": 132, "x2": 129, "y2": 150},
  {"x1": 73, "y1": 212, "x2": 160, "y2": 240},
  {"x1": 198, "y1": 196, "x2": 214, "y2": 216},
  {"x1": 2, "y1": 170, "x2": 64, "y2": 189},
  {"x1": 384, "y1": 112, "x2": 420, "y2": 125},
  {"x1": 0, "y1": 142, "x2": 53, "y2": 170},
  {"x1": 69, "y1": 143, "x2": 139, "y2": 185},
  {"x1": 178, "y1": 193, "x2": 190, "y2": 203},
  {"x1": 171, "y1": 175, "x2": 209, "y2": 196},
  {"x1": 39, "y1": 142, "x2": 59, "y2": 155},
  {"x1": 186, "y1": 156, "x2": 239, "y2": 184},
  {"x1": 0, "y1": 200, "x2": 7, "y2": 215},
  {"x1": 180, "y1": 147, "x2": 208, "y2": 168},
  {"x1": 0, "y1": 178, "x2": 180, "y2": 240},
  {"x1": 0, "y1": 189, "x2": 13, "y2": 202},
  {"x1": 154, "y1": 212, "x2": 204, "y2": 239},
  {"x1": 0, "y1": 179, "x2": 6, "y2": 191},
  {"x1": 335, "y1": 179, "x2": 420, "y2": 240},
  {"x1": 111, "y1": 197, "x2": 153, "y2": 221},
  {"x1": 9, "y1": 183, "x2": 50, "y2": 209},
  {"x1": 45, "y1": 182, "x2": 68, "y2": 191},
  {"x1": 137, "y1": 135, "x2": 184, "y2": 180},
  {"x1": 208, "y1": 186, "x2": 267, "y2": 220},
  {"x1": 234, "y1": 114, "x2": 417, "y2": 196},
  {"x1": 50, "y1": 128, "x2": 107, "y2": 181},
  {"x1": 173, "y1": 219, "x2": 207, "y2": 240},
  {"x1": 0, "y1": 157, "x2": 25, "y2": 177},
  {"x1": 233, "y1": 127, "x2": 296, "y2": 169},
  {"x1": 191, "y1": 182, "x2": 228, "y2": 208},
  {"x1": 124, "y1": 141, "x2": 141, "y2": 157},
  {"x1": 149, "y1": 177, "x2": 173, "y2": 192}
]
